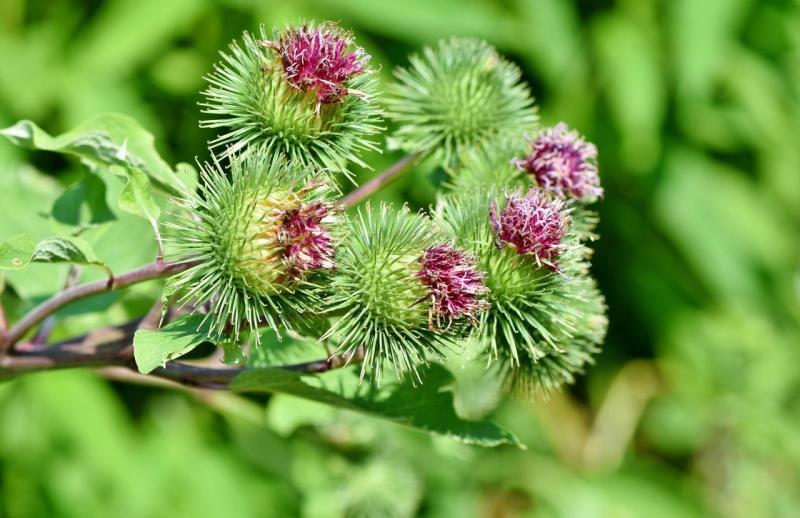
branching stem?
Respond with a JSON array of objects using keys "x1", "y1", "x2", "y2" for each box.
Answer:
[
  {"x1": 0, "y1": 320, "x2": 364, "y2": 389},
  {"x1": 340, "y1": 152, "x2": 421, "y2": 208},
  {"x1": 4, "y1": 260, "x2": 194, "y2": 349}
]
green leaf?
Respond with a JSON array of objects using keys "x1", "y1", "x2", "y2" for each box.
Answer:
[
  {"x1": 107, "y1": 165, "x2": 161, "y2": 236},
  {"x1": 0, "y1": 113, "x2": 188, "y2": 195},
  {"x1": 0, "y1": 234, "x2": 37, "y2": 270},
  {"x1": 231, "y1": 364, "x2": 522, "y2": 447},
  {"x1": 133, "y1": 315, "x2": 211, "y2": 374},
  {"x1": 0, "y1": 165, "x2": 64, "y2": 298},
  {"x1": 51, "y1": 173, "x2": 116, "y2": 229},
  {"x1": 0, "y1": 234, "x2": 111, "y2": 275},
  {"x1": 31, "y1": 236, "x2": 111, "y2": 273}
]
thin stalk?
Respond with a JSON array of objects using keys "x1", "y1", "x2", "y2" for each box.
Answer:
[
  {"x1": 4, "y1": 260, "x2": 194, "y2": 348},
  {"x1": 32, "y1": 265, "x2": 83, "y2": 346},
  {"x1": 340, "y1": 152, "x2": 421, "y2": 208},
  {"x1": 0, "y1": 302, "x2": 7, "y2": 337}
]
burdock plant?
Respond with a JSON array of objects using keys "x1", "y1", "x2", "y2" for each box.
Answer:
[{"x1": 0, "y1": 20, "x2": 608, "y2": 445}]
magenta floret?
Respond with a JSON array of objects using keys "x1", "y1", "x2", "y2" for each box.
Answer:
[
  {"x1": 417, "y1": 244, "x2": 488, "y2": 325},
  {"x1": 278, "y1": 201, "x2": 335, "y2": 277},
  {"x1": 489, "y1": 189, "x2": 569, "y2": 268},
  {"x1": 514, "y1": 122, "x2": 602, "y2": 202},
  {"x1": 266, "y1": 24, "x2": 369, "y2": 104}
]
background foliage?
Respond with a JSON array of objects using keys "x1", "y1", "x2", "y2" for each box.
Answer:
[{"x1": 1, "y1": 0, "x2": 799, "y2": 516}]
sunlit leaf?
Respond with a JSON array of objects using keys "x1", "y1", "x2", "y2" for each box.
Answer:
[
  {"x1": 133, "y1": 315, "x2": 211, "y2": 374},
  {"x1": 232, "y1": 364, "x2": 522, "y2": 447}
]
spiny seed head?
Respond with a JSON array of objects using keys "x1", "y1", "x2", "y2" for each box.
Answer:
[
  {"x1": 201, "y1": 22, "x2": 382, "y2": 177},
  {"x1": 168, "y1": 153, "x2": 339, "y2": 341},
  {"x1": 489, "y1": 189, "x2": 569, "y2": 269},
  {"x1": 265, "y1": 23, "x2": 369, "y2": 104},
  {"x1": 417, "y1": 244, "x2": 488, "y2": 326},
  {"x1": 323, "y1": 204, "x2": 453, "y2": 383},
  {"x1": 514, "y1": 122, "x2": 602, "y2": 202},
  {"x1": 386, "y1": 37, "x2": 538, "y2": 167},
  {"x1": 433, "y1": 191, "x2": 606, "y2": 395}
]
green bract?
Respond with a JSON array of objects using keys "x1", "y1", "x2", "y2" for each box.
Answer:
[
  {"x1": 386, "y1": 37, "x2": 538, "y2": 167},
  {"x1": 434, "y1": 191, "x2": 607, "y2": 393},
  {"x1": 201, "y1": 24, "x2": 383, "y2": 178},
  {"x1": 323, "y1": 204, "x2": 450, "y2": 382},
  {"x1": 168, "y1": 153, "x2": 340, "y2": 346},
  {"x1": 445, "y1": 141, "x2": 528, "y2": 192}
]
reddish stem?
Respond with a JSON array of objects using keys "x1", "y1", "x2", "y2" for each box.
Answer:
[{"x1": 340, "y1": 152, "x2": 421, "y2": 208}]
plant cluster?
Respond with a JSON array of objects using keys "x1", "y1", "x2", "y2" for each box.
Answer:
[{"x1": 0, "y1": 20, "x2": 607, "y2": 442}]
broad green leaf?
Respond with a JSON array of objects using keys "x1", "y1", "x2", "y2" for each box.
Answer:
[
  {"x1": 0, "y1": 113, "x2": 187, "y2": 195},
  {"x1": 133, "y1": 315, "x2": 211, "y2": 374},
  {"x1": 0, "y1": 234, "x2": 36, "y2": 269},
  {"x1": 0, "y1": 234, "x2": 111, "y2": 275},
  {"x1": 0, "y1": 165, "x2": 64, "y2": 298},
  {"x1": 231, "y1": 364, "x2": 522, "y2": 447},
  {"x1": 51, "y1": 173, "x2": 116, "y2": 229},
  {"x1": 31, "y1": 236, "x2": 111, "y2": 274}
]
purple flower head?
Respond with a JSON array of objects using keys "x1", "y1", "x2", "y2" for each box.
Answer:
[
  {"x1": 417, "y1": 244, "x2": 489, "y2": 326},
  {"x1": 266, "y1": 24, "x2": 369, "y2": 104},
  {"x1": 277, "y1": 201, "x2": 335, "y2": 277},
  {"x1": 514, "y1": 122, "x2": 603, "y2": 202},
  {"x1": 489, "y1": 189, "x2": 569, "y2": 268}
]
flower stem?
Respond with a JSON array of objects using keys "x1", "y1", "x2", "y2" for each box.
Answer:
[
  {"x1": 340, "y1": 152, "x2": 421, "y2": 208},
  {"x1": 3, "y1": 260, "x2": 195, "y2": 350},
  {"x1": 0, "y1": 301, "x2": 8, "y2": 343}
]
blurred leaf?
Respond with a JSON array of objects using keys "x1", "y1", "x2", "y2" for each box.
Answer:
[
  {"x1": 51, "y1": 173, "x2": 116, "y2": 230},
  {"x1": 0, "y1": 165, "x2": 64, "y2": 298},
  {"x1": 592, "y1": 8, "x2": 665, "y2": 172},
  {"x1": 70, "y1": 0, "x2": 207, "y2": 78},
  {"x1": 656, "y1": 148, "x2": 793, "y2": 300},
  {"x1": 0, "y1": 233, "x2": 36, "y2": 269},
  {"x1": 133, "y1": 314, "x2": 211, "y2": 374},
  {"x1": 232, "y1": 364, "x2": 522, "y2": 447}
]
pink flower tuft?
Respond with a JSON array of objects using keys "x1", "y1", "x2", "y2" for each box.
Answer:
[
  {"x1": 417, "y1": 244, "x2": 488, "y2": 326},
  {"x1": 278, "y1": 201, "x2": 335, "y2": 277},
  {"x1": 266, "y1": 24, "x2": 369, "y2": 104},
  {"x1": 514, "y1": 122, "x2": 602, "y2": 202},
  {"x1": 489, "y1": 189, "x2": 569, "y2": 268}
]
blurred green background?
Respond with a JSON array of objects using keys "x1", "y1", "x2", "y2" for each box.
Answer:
[{"x1": 1, "y1": 0, "x2": 799, "y2": 516}]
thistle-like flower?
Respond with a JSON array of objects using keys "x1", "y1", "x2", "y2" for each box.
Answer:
[
  {"x1": 489, "y1": 189, "x2": 569, "y2": 269},
  {"x1": 168, "y1": 153, "x2": 340, "y2": 345},
  {"x1": 265, "y1": 23, "x2": 369, "y2": 104},
  {"x1": 386, "y1": 37, "x2": 538, "y2": 167},
  {"x1": 417, "y1": 244, "x2": 489, "y2": 328},
  {"x1": 279, "y1": 201, "x2": 335, "y2": 277},
  {"x1": 201, "y1": 22, "x2": 382, "y2": 176},
  {"x1": 514, "y1": 123, "x2": 602, "y2": 202},
  {"x1": 323, "y1": 204, "x2": 455, "y2": 382},
  {"x1": 434, "y1": 191, "x2": 606, "y2": 393}
]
